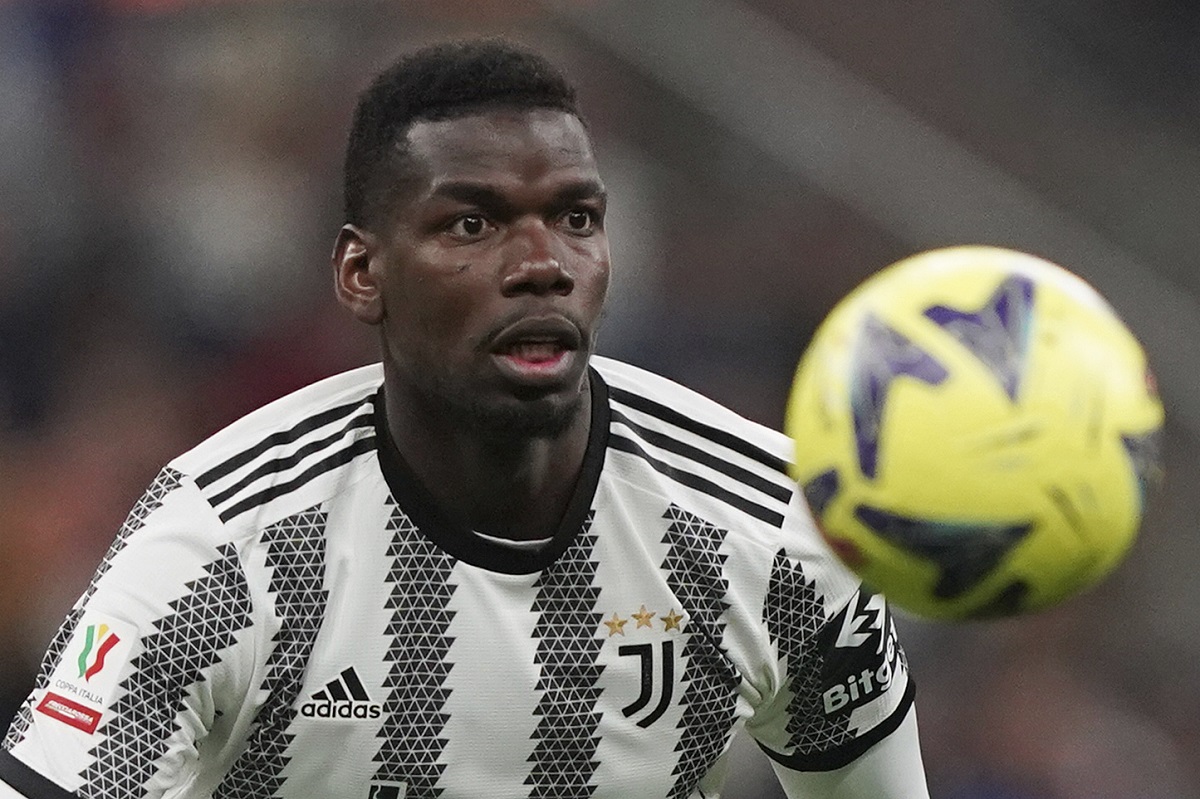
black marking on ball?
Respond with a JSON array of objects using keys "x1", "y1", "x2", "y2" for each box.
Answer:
[
  {"x1": 854, "y1": 505, "x2": 1034, "y2": 599},
  {"x1": 801, "y1": 469, "x2": 840, "y2": 518}
]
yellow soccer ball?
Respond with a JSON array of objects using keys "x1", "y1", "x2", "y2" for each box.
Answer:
[{"x1": 785, "y1": 246, "x2": 1164, "y2": 620}]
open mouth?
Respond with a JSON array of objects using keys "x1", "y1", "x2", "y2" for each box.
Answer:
[
  {"x1": 497, "y1": 338, "x2": 568, "y2": 365},
  {"x1": 489, "y1": 317, "x2": 583, "y2": 380}
]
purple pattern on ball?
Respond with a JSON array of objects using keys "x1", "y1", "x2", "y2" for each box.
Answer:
[
  {"x1": 850, "y1": 315, "x2": 948, "y2": 479},
  {"x1": 923, "y1": 274, "x2": 1035, "y2": 401}
]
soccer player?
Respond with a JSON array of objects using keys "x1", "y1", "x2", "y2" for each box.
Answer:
[{"x1": 0, "y1": 40, "x2": 929, "y2": 798}]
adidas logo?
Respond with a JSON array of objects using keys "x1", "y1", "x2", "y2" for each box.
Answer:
[{"x1": 300, "y1": 667, "x2": 382, "y2": 720}]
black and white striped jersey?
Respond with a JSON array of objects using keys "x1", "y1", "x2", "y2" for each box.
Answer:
[{"x1": 0, "y1": 356, "x2": 915, "y2": 799}]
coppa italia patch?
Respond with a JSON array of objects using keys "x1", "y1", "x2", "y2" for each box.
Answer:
[{"x1": 37, "y1": 612, "x2": 138, "y2": 734}]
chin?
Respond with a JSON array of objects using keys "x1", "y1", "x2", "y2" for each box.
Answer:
[
  {"x1": 401, "y1": 356, "x2": 591, "y2": 440},
  {"x1": 462, "y1": 393, "x2": 584, "y2": 440}
]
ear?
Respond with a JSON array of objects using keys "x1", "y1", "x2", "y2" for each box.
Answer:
[{"x1": 332, "y1": 224, "x2": 384, "y2": 325}]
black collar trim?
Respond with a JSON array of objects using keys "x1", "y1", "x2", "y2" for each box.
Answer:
[{"x1": 373, "y1": 369, "x2": 610, "y2": 574}]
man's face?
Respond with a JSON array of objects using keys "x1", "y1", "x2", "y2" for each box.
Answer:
[{"x1": 362, "y1": 108, "x2": 610, "y2": 437}]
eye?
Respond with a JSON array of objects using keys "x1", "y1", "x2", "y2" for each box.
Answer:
[
  {"x1": 448, "y1": 215, "x2": 491, "y2": 240},
  {"x1": 561, "y1": 209, "x2": 597, "y2": 234}
]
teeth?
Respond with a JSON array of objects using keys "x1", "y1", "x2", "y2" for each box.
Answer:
[{"x1": 508, "y1": 341, "x2": 562, "y2": 362}]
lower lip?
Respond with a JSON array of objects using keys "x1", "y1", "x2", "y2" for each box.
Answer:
[{"x1": 493, "y1": 349, "x2": 576, "y2": 384}]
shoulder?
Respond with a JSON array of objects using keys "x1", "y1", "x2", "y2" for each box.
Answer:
[
  {"x1": 592, "y1": 355, "x2": 793, "y2": 467},
  {"x1": 591, "y1": 355, "x2": 796, "y2": 531},
  {"x1": 170, "y1": 364, "x2": 383, "y2": 525}
]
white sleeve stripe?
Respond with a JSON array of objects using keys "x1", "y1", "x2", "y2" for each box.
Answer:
[
  {"x1": 609, "y1": 385, "x2": 791, "y2": 473},
  {"x1": 610, "y1": 408, "x2": 793, "y2": 503},
  {"x1": 608, "y1": 434, "x2": 786, "y2": 527},
  {"x1": 204, "y1": 410, "x2": 375, "y2": 508},
  {"x1": 217, "y1": 436, "x2": 377, "y2": 523},
  {"x1": 195, "y1": 398, "x2": 369, "y2": 489}
]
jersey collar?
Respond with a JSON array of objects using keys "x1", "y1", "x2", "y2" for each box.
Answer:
[{"x1": 373, "y1": 368, "x2": 610, "y2": 574}]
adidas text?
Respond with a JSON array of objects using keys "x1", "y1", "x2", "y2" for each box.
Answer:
[{"x1": 301, "y1": 701, "x2": 382, "y2": 720}]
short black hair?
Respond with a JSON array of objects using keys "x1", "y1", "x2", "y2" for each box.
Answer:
[{"x1": 343, "y1": 39, "x2": 581, "y2": 229}]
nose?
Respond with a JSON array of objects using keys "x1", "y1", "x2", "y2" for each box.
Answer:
[{"x1": 501, "y1": 221, "x2": 574, "y2": 297}]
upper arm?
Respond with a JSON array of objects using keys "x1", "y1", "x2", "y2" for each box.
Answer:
[
  {"x1": 1, "y1": 468, "x2": 261, "y2": 799},
  {"x1": 744, "y1": 489, "x2": 925, "y2": 781}
]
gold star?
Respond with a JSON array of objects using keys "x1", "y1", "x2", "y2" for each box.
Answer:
[
  {"x1": 603, "y1": 612, "x2": 628, "y2": 637},
  {"x1": 632, "y1": 605, "x2": 656, "y2": 629},
  {"x1": 662, "y1": 609, "x2": 684, "y2": 632}
]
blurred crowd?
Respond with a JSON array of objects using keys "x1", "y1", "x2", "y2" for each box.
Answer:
[{"x1": 0, "y1": 2, "x2": 1196, "y2": 797}]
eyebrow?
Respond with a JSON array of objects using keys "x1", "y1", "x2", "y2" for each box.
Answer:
[
  {"x1": 429, "y1": 179, "x2": 607, "y2": 212},
  {"x1": 550, "y1": 179, "x2": 607, "y2": 206}
]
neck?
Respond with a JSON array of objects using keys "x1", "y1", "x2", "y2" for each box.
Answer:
[{"x1": 382, "y1": 375, "x2": 594, "y2": 542}]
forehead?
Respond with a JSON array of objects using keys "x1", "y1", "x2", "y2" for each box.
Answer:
[{"x1": 403, "y1": 109, "x2": 600, "y2": 194}]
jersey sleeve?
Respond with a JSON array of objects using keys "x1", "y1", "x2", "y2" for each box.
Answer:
[
  {"x1": 769, "y1": 704, "x2": 930, "y2": 798},
  {"x1": 0, "y1": 467, "x2": 263, "y2": 799},
  {"x1": 744, "y1": 489, "x2": 921, "y2": 778}
]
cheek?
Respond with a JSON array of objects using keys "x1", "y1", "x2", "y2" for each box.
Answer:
[
  {"x1": 585, "y1": 258, "x2": 612, "y2": 306},
  {"x1": 570, "y1": 239, "x2": 610, "y2": 291},
  {"x1": 384, "y1": 279, "x2": 485, "y2": 354}
]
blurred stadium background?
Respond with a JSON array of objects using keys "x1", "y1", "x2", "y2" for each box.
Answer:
[{"x1": 1, "y1": 1, "x2": 1197, "y2": 796}]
